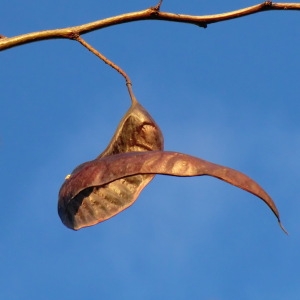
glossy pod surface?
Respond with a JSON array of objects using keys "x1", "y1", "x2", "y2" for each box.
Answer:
[{"x1": 58, "y1": 99, "x2": 163, "y2": 230}]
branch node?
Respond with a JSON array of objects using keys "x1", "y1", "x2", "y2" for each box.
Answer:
[
  {"x1": 66, "y1": 30, "x2": 80, "y2": 40},
  {"x1": 264, "y1": 1, "x2": 273, "y2": 7},
  {"x1": 0, "y1": 34, "x2": 7, "y2": 39}
]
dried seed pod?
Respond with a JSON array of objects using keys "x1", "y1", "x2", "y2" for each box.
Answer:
[
  {"x1": 58, "y1": 96, "x2": 164, "y2": 230},
  {"x1": 59, "y1": 151, "x2": 286, "y2": 233},
  {"x1": 98, "y1": 97, "x2": 164, "y2": 157}
]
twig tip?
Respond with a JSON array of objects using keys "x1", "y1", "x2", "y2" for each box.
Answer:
[
  {"x1": 278, "y1": 220, "x2": 288, "y2": 235},
  {"x1": 151, "y1": 0, "x2": 163, "y2": 13}
]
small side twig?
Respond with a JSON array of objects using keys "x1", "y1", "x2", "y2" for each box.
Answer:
[
  {"x1": 76, "y1": 36, "x2": 136, "y2": 104},
  {"x1": 151, "y1": 0, "x2": 163, "y2": 12}
]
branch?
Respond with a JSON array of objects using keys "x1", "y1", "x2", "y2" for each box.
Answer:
[
  {"x1": 1, "y1": 2, "x2": 300, "y2": 51},
  {"x1": 75, "y1": 36, "x2": 136, "y2": 103}
]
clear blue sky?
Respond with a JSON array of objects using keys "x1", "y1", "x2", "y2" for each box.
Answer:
[{"x1": 1, "y1": 1, "x2": 300, "y2": 299}]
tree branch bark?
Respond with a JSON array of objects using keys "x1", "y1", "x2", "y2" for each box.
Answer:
[{"x1": 0, "y1": 2, "x2": 299, "y2": 51}]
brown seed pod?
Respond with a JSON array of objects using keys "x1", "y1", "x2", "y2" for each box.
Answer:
[
  {"x1": 98, "y1": 97, "x2": 164, "y2": 157},
  {"x1": 59, "y1": 151, "x2": 286, "y2": 232},
  {"x1": 58, "y1": 96, "x2": 164, "y2": 230},
  {"x1": 58, "y1": 93, "x2": 286, "y2": 233}
]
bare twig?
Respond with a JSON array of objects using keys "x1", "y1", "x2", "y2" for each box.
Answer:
[
  {"x1": 0, "y1": 2, "x2": 299, "y2": 51},
  {"x1": 76, "y1": 36, "x2": 136, "y2": 104}
]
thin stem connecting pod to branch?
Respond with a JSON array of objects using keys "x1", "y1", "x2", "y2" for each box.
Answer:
[
  {"x1": 76, "y1": 36, "x2": 136, "y2": 104},
  {"x1": 0, "y1": 2, "x2": 300, "y2": 51}
]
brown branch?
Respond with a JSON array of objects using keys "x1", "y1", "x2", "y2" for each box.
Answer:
[
  {"x1": 0, "y1": 2, "x2": 299, "y2": 51},
  {"x1": 75, "y1": 36, "x2": 137, "y2": 104}
]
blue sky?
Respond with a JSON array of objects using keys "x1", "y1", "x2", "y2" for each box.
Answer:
[{"x1": 1, "y1": 0, "x2": 300, "y2": 299}]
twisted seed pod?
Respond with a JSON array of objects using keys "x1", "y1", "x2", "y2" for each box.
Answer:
[
  {"x1": 98, "y1": 97, "x2": 163, "y2": 157},
  {"x1": 59, "y1": 151, "x2": 286, "y2": 233},
  {"x1": 58, "y1": 96, "x2": 164, "y2": 230}
]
